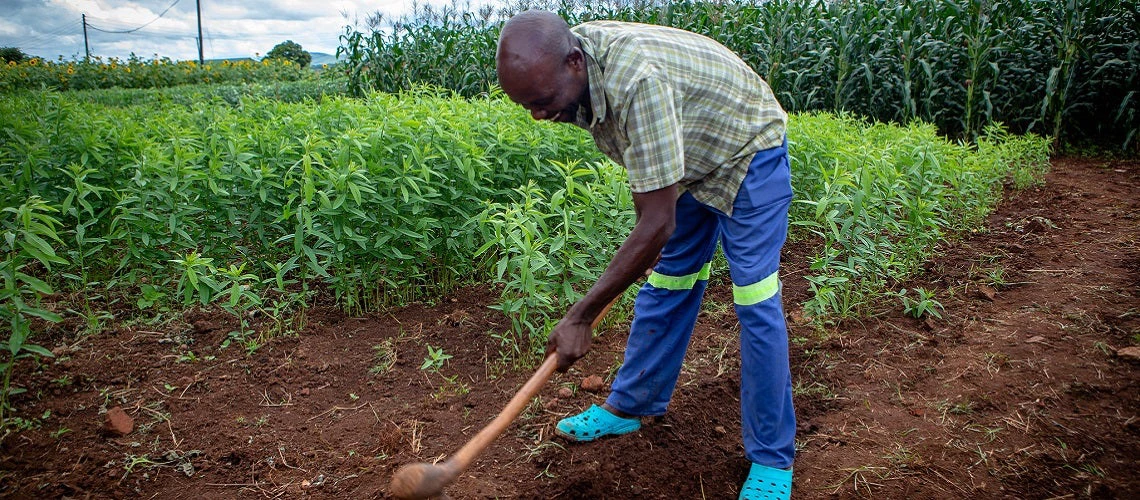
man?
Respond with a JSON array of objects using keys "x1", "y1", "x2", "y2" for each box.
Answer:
[{"x1": 496, "y1": 10, "x2": 795, "y2": 500}]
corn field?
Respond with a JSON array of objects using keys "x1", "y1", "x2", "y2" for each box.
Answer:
[{"x1": 340, "y1": 0, "x2": 1138, "y2": 150}]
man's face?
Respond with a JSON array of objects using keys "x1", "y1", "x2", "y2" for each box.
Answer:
[{"x1": 499, "y1": 51, "x2": 587, "y2": 123}]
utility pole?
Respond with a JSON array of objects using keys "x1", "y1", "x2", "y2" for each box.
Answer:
[
  {"x1": 196, "y1": 0, "x2": 204, "y2": 64},
  {"x1": 82, "y1": 14, "x2": 90, "y2": 61}
]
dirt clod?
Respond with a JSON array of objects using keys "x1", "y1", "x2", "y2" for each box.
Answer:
[
  {"x1": 580, "y1": 375, "x2": 605, "y2": 393},
  {"x1": 557, "y1": 387, "x2": 573, "y2": 399},
  {"x1": 441, "y1": 309, "x2": 471, "y2": 326},
  {"x1": 788, "y1": 308, "x2": 811, "y2": 326},
  {"x1": 302, "y1": 474, "x2": 326, "y2": 489},
  {"x1": 1117, "y1": 346, "x2": 1140, "y2": 361},
  {"x1": 103, "y1": 406, "x2": 133, "y2": 437}
]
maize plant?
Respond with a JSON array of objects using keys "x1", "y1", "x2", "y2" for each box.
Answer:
[{"x1": 338, "y1": 0, "x2": 1137, "y2": 150}]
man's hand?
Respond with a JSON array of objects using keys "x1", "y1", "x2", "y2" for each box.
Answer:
[
  {"x1": 544, "y1": 184, "x2": 677, "y2": 372},
  {"x1": 546, "y1": 316, "x2": 593, "y2": 372}
]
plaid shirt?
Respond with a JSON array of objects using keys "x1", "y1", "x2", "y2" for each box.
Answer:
[{"x1": 571, "y1": 21, "x2": 786, "y2": 215}]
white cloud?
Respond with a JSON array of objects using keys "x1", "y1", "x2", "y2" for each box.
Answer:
[{"x1": 1, "y1": 0, "x2": 425, "y2": 61}]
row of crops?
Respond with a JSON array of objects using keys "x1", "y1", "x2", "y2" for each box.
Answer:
[
  {"x1": 1, "y1": 86, "x2": 1048, "y2": 406},
  {"x1": 0, "y1": 55, "x2": 314, "y2": 92},
  {"x1": 340, "y1": 0, "x2": 1138, "y2": 150}
]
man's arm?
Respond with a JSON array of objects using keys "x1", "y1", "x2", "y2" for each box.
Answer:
[{"x1": 546, "y1": 183, "x2": 678, "y2": 371}]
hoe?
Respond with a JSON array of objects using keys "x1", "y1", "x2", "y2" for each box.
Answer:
[{"x1": 388, "y1": 295, "x2": 620, "y2": 499}]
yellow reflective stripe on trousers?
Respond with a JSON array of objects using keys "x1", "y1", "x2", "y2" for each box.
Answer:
[
  {"x1": 733, "y1": 271, "x2": 780, "y2": 306},
  {"x1": 647, "y1": 262, "x2": 712, "y2": 290}
]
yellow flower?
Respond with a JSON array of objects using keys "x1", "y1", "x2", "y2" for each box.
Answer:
[{"x1": 67, "y1": 68, "x2": 74, "y2": 74}]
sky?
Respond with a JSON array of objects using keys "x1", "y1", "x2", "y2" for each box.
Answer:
[{"x1": 0, "y1": 0, "x2": 436, "y2": 62}]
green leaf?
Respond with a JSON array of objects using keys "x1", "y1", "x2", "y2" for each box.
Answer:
[
  {"x1": 18, "y1": 240, "x2": 68, "y2": 267},
  {"x1": 15, "y1": 272, "x2": 53, "y2": 295},
  {"x1": 20, "y1": 343, "x2": 55, "y2": 358},
  {"x1": 8, "y1": 326, "x2": 26, "y2": 355}
]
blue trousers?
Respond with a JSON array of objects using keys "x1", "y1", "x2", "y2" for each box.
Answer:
[{"x1": 605, "y1": 140, "x2": 796, "y2": 469}]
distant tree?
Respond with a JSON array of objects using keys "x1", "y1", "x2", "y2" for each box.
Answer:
[
  {"x1": 264, "y1": 40, "x2": 311, "y2": 68},
  {"x1": 1, "y1": 47, "x2": 30, "y2": 63}
]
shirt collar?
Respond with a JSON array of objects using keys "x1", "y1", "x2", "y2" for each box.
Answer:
[{"x1": 574, "y1": 33, "x2": 608, "y2": 129}]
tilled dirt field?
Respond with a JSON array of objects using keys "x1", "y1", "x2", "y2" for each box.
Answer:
[{"x1": 1, "y1": 156, "x2": 1137, "y2": 499}]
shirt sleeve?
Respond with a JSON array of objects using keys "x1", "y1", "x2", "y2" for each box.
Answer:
[{"x1": 620, "y1": 76, "x2": 685, "y2": 193}]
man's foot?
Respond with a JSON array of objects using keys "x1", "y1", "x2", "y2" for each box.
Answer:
[
  {"x1": 555, "y1": 404, "x2": 641, "y2": 442},
  {"x1": 738, "y1": 463, "x2": 792, "y2": 500}
]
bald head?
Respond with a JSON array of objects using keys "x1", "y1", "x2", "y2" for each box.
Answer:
[
  {"x1": 496, "y1": 10, "x2": 574, "y2": 72},
  {"x1": 495, "y1": 10, "x2": 589, "y2": 123}
]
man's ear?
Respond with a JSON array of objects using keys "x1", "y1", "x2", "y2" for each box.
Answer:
[{"x1": 566, "y1": 47, "x2": 585, "y2": 71}]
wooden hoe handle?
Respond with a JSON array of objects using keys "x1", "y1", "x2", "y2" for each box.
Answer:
[
  {"x1": 388, "y1": 294, "x2": 622, "y2": 499},
  {"x1": 448, "y1": 294, "x2": 618, "y2": 470}
]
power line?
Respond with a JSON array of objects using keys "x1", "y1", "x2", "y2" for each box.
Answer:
[
  {"x1": 8, "y1": 1, "x2": 340, "y2": 61},
  {"x1": 85, "y1": 0, "x2": 183, "y2": 34},
  {"x1": 84, "y1": 21, "x2": 193, "y2": 39},
  {"x1": 85, "y1": 17, "x2": 178, "y2": 32},
  {"x1": 29, "y1": 21, "x2": 84, "y2": 39},
  {"x1": 6, "y1": 20, "x2": 83, "y2": 49},
  {"x1": 85, "y1": 15, "x2": 186, "y2": 33}
]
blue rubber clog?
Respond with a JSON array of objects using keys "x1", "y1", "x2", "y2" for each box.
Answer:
[
  {"x1": 738, "y1": 463, "x2": 792, "y2": 500},
  {"x1": 555, "y1": 404, "x2": 641, "y2": 442}
]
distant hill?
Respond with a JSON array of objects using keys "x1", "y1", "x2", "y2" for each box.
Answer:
[
  {"x1": 309, "y1": 52, "x2": 339, "y2": 68},
  {"x1": 202, "y1": 57, "x2": 257, "y2": 65},
  {"x1": 195, "y1": 53, "x2": 339, "y2": 69}
]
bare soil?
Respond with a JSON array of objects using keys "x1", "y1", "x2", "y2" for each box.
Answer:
[{"x1": 1, "y1": 157, "x2": 1137, "y2": 499}]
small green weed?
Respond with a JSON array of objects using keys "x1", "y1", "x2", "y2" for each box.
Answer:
[
  {"x1": 1092, "y1": 341, "x2": 1112, "y2": 356},
  {"x1": 370, "y1": 340, "x2": 397, "y2": 375},
  {"x1": 432, "y1": 374, "x2": 470, "y2": 400},
  {"x1": 793, "y1": 380, "x2": 838, "y2": 400},
  {"x1": 983, "y1": 266, "x2": 1007, "y2": 287},
  {"x1": 964, "y1": 423, "x2": 1003, "y2": 443},
  {"x1": 897, "y1": 288, "x2": 944, "y2": 319},
  {"x1": 420, "y1": 345, "x2": 452, "y2": 373},
  {"x1": 121, "y1": 454, "x2": 160, "y2": 479}
]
